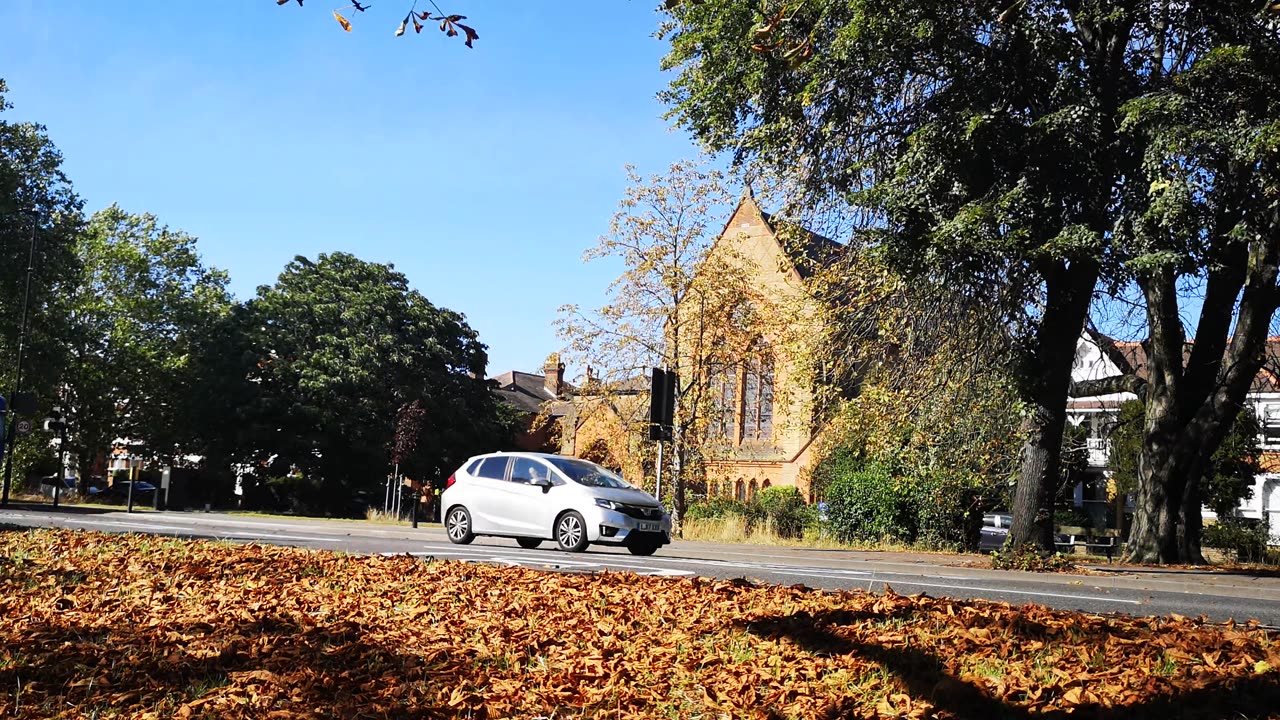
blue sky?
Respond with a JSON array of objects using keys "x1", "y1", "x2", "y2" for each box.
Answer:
[{"x1": 1, "y1": 0, "x2": 704, "y2": 378}]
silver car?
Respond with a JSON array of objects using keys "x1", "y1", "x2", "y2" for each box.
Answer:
[{"x1": 441, "y1": 452, "x2": 672, "y2": 556}]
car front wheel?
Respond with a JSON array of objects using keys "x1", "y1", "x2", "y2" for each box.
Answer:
[
  {"x1": 555, "y1": 511, "x2": 589, "y2": 552},
  {"x1": 445, "y1": 506, "x2": 475, "y2": 545}
]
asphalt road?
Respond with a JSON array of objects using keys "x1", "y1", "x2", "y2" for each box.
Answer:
[{"x1": 4, "y1": 505, "x2": 1280, "y2": 626}]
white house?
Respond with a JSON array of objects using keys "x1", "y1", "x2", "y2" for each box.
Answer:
[{"x1": 1068, "y1": 333, "x2": 1280, "y2": 531}]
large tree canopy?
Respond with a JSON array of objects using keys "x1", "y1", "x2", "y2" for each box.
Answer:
[
  {"x1": 0, "y1": 79, "x2": 83, "y2": 494},
  {"x1": 63, "y1": 205, "x2": 233, "y2": 484},
  {"x1": 243, "y1": 252, "x2": 508, "y2": 515},
  {"x1": 660, "y1": 1, "x2": 1280, "y2": 557}
]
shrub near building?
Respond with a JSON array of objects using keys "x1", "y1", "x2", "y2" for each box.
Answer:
[
  {"x1": 815, "y1": 451, "x2": 994, "y2": 551},
  {"x1": 684, "y1": 487, "x2": 818, "y2": 541}
]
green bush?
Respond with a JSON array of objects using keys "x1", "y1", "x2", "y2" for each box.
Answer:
[
  {"x1": 685, "y1": 496, "x2": 747, "y2": 521},
  {"x1": 755, "y1": 486, "x2": 816, "y2": 539},
  {"x1": 824, "y1": 462, "x2": 916, "y2": 544},
  {"x1": 1053, "y1": 507, "x2": 1093, "y2": 530},
  {"x1": 914, "y1": 470, "x2": 985, "y2": 551},
  {"x1": 1203, "y1": 517, "x2": 1270, "y2": 563}
]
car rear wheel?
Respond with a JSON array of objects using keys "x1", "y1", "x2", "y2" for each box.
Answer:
[
  {"x1": 516, "y1": 537, "x2": 542, "y2": 549},
  {"x1": 626, "y1": 541, "x2": 660, "y2": 556},
  {"x1": 445, "y1": 506, "x2": 475, "y2": 545},
  {"x1": 555, "y1": 511, "x2": 589, "y2": 552}
]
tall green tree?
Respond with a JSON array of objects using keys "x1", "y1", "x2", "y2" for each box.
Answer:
[
  {"x1": 63, "y1": 205, "x2": 232, "y2": 481},
  {"x1": 659, "y1": 1, "x2": 1280, "y2": 556},
  {"x1": 244, "y1": 252, "x2": 507, "y2": 515},
  {"x1": 0, "y1": 79, "x2": 84, "y2": 489},
  {"x1": 1104, "y1": 10, "x2": 1280, "y2": 563}
]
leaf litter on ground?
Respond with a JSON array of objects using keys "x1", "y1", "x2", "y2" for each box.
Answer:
[{"x1": 0, "y1": 528, "x2": 1278, "y2": 719}]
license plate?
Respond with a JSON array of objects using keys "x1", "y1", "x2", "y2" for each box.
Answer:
[{"x1": 637, "y1": 522, "x2": 659, "y2": 532}]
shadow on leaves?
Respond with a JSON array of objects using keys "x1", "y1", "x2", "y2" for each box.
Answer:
[{"x1": 739, "y1": 609, "x2": 1280, "y2": 720}]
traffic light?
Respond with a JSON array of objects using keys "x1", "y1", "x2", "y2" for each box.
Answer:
[{"x1": 649, "y1": 368, "x2": 676, "y2": 442}]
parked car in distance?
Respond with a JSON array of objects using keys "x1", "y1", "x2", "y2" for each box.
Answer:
[
  {"x1": 90, "y1": 480, "x2": 158, "y2": 504},
  {"x1": 39, "y1": 476, "x2": 78, "y2": 498},
  {"x1": 441, "y1": 452, "x2": 672, "y2": 556},
  {"x1": 980, "y1": 512, "x2": 1014, "y2": 553}
]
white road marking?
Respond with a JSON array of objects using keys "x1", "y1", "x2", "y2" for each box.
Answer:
[
  {"x1": 62, "y1": 520, "x2": 195, "y2": 532},
  {"x1": 870, "y1": 579, "x2": 1141, "y2": 605},
  {"x1": 55, "y1": 518, "x2": 340, "y2": 543},
  {"x1": 236, "y1": 534, "x2": 342, "y2": 543}
]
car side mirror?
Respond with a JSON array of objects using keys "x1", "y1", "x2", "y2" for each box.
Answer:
[{"x1": 531, "y1": 476, "x2": 553, "y2": 490}]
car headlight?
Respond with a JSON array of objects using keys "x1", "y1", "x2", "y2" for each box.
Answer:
[{"x1": 595, "y1": 498, "x2": 621, "y2": 511}]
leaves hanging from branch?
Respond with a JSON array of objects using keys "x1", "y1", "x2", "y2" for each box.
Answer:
[
  {"x1": 413, "y1": 12, "x2": 478, "y2": 47},
  {"x1": 274, "y1": 0, "x2": 478, "y2": 47},
  {"x1": 332, "y1": 9, "x2": 353, "y2": 31}
]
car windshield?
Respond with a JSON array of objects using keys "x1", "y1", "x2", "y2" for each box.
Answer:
[{"x1": 546, "y1": 457, "x2": 632, "y2": 489}]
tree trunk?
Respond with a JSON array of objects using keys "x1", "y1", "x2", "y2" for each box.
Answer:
[
  {"x1": 1178, "y1": 461, "x2": 1206, "y2": 564},
  {"x1": 1009, "y1": 260, "x2": 1099, "y2": 551},
  {"x1": 1126, "y1": 400, "x2": 1185, "y2": 563}
]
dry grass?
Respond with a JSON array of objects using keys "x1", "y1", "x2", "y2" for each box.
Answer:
[
  {"x1": 679, "y1": 515, "x2": 921, "y2": 552},
  {"x1": 363, "y1": 507, "x2": 409, "y2": 525}
]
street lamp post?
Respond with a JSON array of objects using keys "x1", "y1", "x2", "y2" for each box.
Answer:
[
  {"x1": 1, "y1": 218, "x2": 40, "y2": 507},
  {"x1": 45, "y1": 408, "x2": 66, "y2": 510}
]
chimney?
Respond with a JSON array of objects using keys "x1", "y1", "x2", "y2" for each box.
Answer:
[{"x1": 543, "y1": 353, "x2": 565, "y2": 398}]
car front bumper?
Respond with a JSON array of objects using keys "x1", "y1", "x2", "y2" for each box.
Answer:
[{"x1": 586, "y1": 506, "x2": 672, "y2": 546}]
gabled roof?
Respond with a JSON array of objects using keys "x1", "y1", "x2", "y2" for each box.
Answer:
[
  {"x1": 758, "y1": 208, "x2": 844, "y2": 280},
  {"x1": 491, "y1": 386, "x2": 546, "y2": 415},
  {"x1": 717, "y1": 192, "x2": 845, "y2": 281},
  {"x1": 1081, "y1": 335, "x2": 1280, "y2": 394}
]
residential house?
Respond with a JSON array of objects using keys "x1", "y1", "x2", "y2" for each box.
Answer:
[
  {"x1": 1068, "y1": 333, "x2": 1280, "y2": 529},
  {"x1": 489, "y1": 355, "x2": 655, "y2": 483},
  {"x1": 490, "y1": 355, "x2": 573, "y2": 452}
]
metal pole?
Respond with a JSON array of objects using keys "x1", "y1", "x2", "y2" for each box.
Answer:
[
  {"x1": 126, "y1": 464, "x2": 135, "y2": 512},
  {"x1": 654, "y1": 440, "x2": 664, "y2": 505},
  {"x1": 53, "y1": 420, "x2": 66, "y2": 510},
  {"x1": 1, "y1": 220, "x2": 39, "y2": 507},
  {"x1": 410, "y1": 486, "x2": 419, "y2": 529}
]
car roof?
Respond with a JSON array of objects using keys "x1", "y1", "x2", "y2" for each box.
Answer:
[{"x1": 470, "y1": 451, "x2": 572, "y2": 461}]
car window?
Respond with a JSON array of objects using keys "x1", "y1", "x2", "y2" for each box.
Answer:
[
  {"x1": 546, "y1": 457, "x2": 632, "y2": 489},
  {"x1": 474, "y1": 457, "x2": 509, "y2": 480},
  {"x1": 509, "y1": 457, "x2": 552, "y2": 485},
  {"x1": 465, "y1": 459, "x2": 483, "y2": 474}
]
